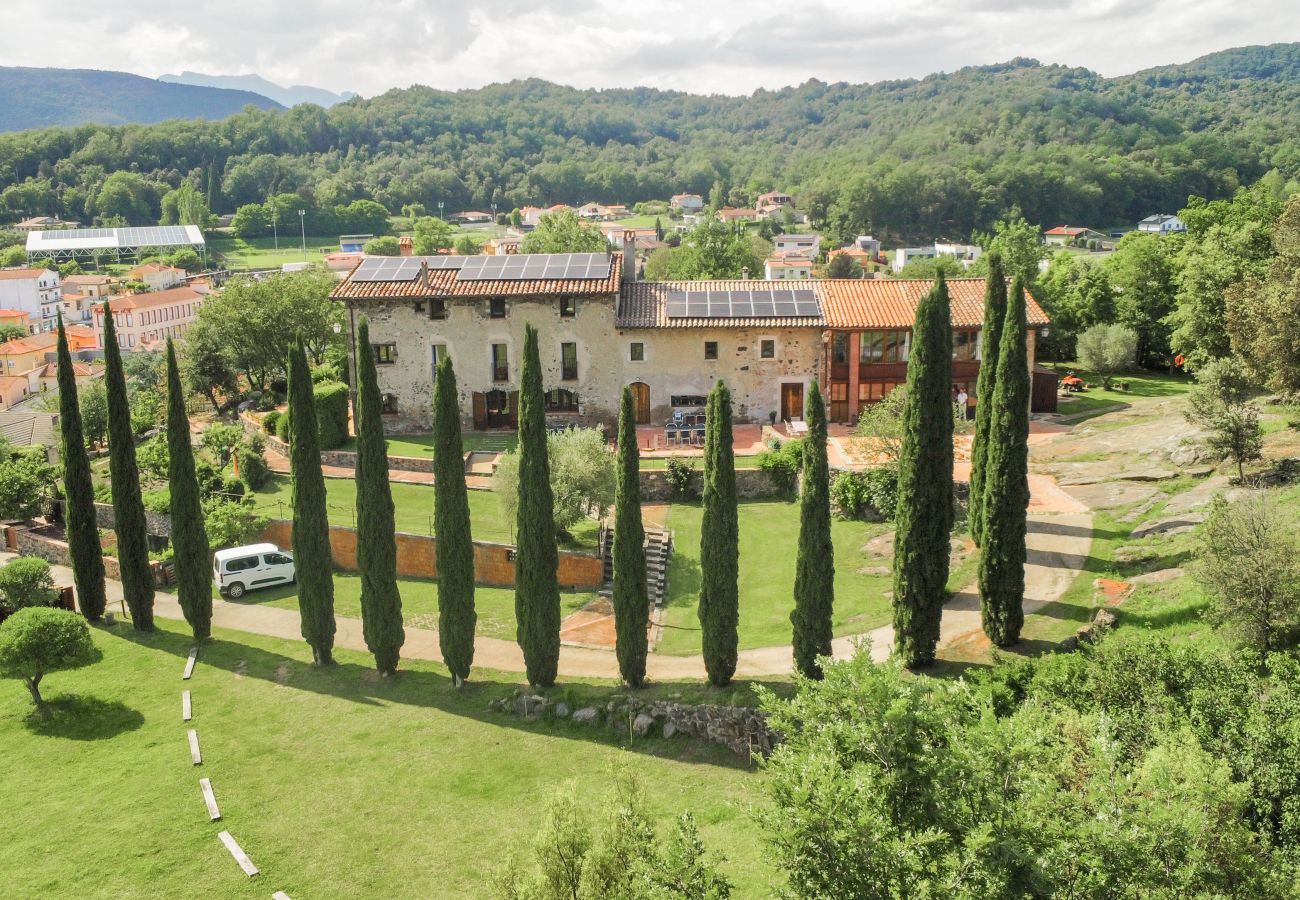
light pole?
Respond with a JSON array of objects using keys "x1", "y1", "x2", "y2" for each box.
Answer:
[
  {"x1": 298, "y1": 209, "x2": 306, "y2": 259},
  {"x1": 271, "y1": 204, "x2": 278, "y2": 250},
  {"x1": 334, "y1": 316, "x2": 357, "y2": 417},
  {"x1": 437, "y1": 201, "x2": 444, "y2": 221}
]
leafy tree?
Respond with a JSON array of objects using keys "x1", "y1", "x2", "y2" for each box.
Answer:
[
  {"x1": 969, "y1": 252, "x2": 1007, "y2": 548},
  {"x1": 521, "y1": 209, "x2": 607, "y2": 254},
  {"x1": 287, "y1": 340, "x2": 336, "y2": 665},
  {"x1": 102, "y1": 301, "x2": 154, "y2": 631},
  {"x1": 159, "y1": 181, "x2": 213, "y2": 228},
  {"x1": 514, "y1": 324, "x2": 561, "y2": 687},
  {"x1": 354, "y1": 319, "x2": 404, "y2": 675},
  {"x1": 0, "y1": 450, "x2": 55, "y2": 521},
  {"x1": 165, "y1": 341, "x2": 212, "y2": 639},
  {"x1": 825, "y1": 253, "x2": 862, "y2": 278},
  {"x1": 1076, "y1": 323, "x2": 1138, "y2": 389},
  {"x1": 180, "y1": 319, "x2": 239, "y2": 412},
  {"x1": 0, "y1": 558, "x2": 57, "y2": 615},
  {"x1": 1196, "y1": 493, "x2": 1300, "y2": 653},
  {"x1": 90, "y1": 171, "x2": 157, "y2": 225},
  {"x1": 699, "y1": 380, "x2": 739, "y2": 687},
  {"x1": 0, "y1": 607, "x2": 101, "y2": 715},
  {"x1": 0, "y1": 322, "x2": 26, "y2": 343},
  {"x1": 453, "y1": 234, "x2": 478, "y2": 255},
  {"x1": 1107, "y1": 231, "x2": 1177, "y2": 365},
  {"x1": 975, "y1": 211, "x2": 1043, "y2": 284},
  {"x1": 54, "y1": 317, "x2": 105, "y2": 620},
  {"x1": 978, "y1": 276, "x2": 1030, "y2": 647},
  {"x1": 1184, "y1": 358, "x2": 1264, "y2": 480},
  {"x1": 201, "y1": 499, "x2": 268, "y2": 549},
  {"x1": 411, "y1": 215, "x2": 456, "y2": 254},
  {"x1": 891, "y1": 275, "x2": 953, "y2": 667},
  {"x1": 791, "y1": 380, "x2": 833, "y2": 679},
  {"x1": 433, "y1": 354, "x2": 475, "y2": 686},
  {"x1": 895, "y1": 255, "x2": 964, "y2": 280},
  {"x1": 852, "y1": 384, "x2": 909, "y2": 464},
  {"x1": 495, "y1": 428, "x2": 616, "y2": 539},
  {"x1": 362, "y1": 236, "x2": 400, "y2": 256},
  {"x1": 78, "y1": 378, "x2": 108, "y2": 448},
  {"x1": 613, "y1": 387, "x2": 648, "y2": 688},
  {"x1": 1227, "y1": 194, "x2": 1300, "y2": 393},
  {"x1": 652, "y1": 219, "x2": 762, "y2": 280},
  {"x1": 200, "y1": 423, "x2": 244, "y2": 467}
]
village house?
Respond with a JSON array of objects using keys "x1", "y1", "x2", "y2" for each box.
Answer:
[
  {"x1": 61, "y1": 273, "x2": 114, "y2": 300},
  {"x1": 827, "y1": 246, "x2": 887, "y2": 273},
  {"x1": 127, "y1": 261, "x2": 187, "y2": 291},
  {"x1": 450, "y1": 211, "x2": 494, "y2": 224},
  {"x1": 332, "y1": 235, "x2": 1051, "y2": 434},
  {"x1": 519, "y1": 206, "x2": 544, "y2": 228},
  {"x1": 756, "y1": 191, "x2": 794, "y2": 210},
  {"x1": 1043, "y1": 226, "x2": 1108, "y2": 247},
  {"x1": 669, "y1": 193, "x2": 704, "y2": 213},
  {"x1": 0, "y1": 268, "x2": 62, "y2": 332},
  {"x1": 0, "y1": 327, "x2": 95, "y2": 377},
  {"x1": 773, "y1": 233, "x2": 821, "y2": 258},
  {"x1": 892, "y1": 242, "x2": 982, "y2": 273},
  {"x1": 483, "y1": 237, "x2": 521, "y2": 256},
  {"x1": 11, "y1": 216, "x2": 78, "y2": 232},
  {"x1": 764, "y1": 255, "x2": 814, "y2": 281},
  {"x1": 91, "y1": 286, "x2": 207, "y2": 351},
  {"x1": 0, "y1": 309, "x2": 32, "y2": 335},
  {"x1": 716, "y1": 207, "x2": 756, "y2": 224},
  {"x1": 1137, "y1": 214, "x2": 1186, "y2": 236}
]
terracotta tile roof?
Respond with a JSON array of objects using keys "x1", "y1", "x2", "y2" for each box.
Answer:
[
  {"x1": 128, "y1": 262, "x2": 184, "y2": 277},
  {"x1": 34, "y1": 361, "x2": 100, "y2": 379},
  {"x1": 1044, "y1": 226, "x2": 1093, "y2": 236},
  {"x1": 0, "y1": 332, "x2": 56, "y2": 355},
  {"x1": 819, "y1": 277, "x2": 1049, "y2": 329},
  {"x1": 62, "y1": 274, "x2": 113, "y2": 285},
  {"x1": 332, "y1": 254, "x2": 624, "y2": 302},
  {"x1": 93, "y1": 286, "x2": 205, "y2": 312},
  {"x1": 0, "y1": 309, "x2": 28, "y2": 318},
  {"x1": 0, "y1": 267, "x2": 53, "y2": 280},
  {"x1": 618, "y1": 280, "x2": 827, "y2": 329}
]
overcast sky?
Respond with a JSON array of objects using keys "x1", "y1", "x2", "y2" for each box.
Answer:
[{"x1": 8, "y1": 0, "x2": 1298, "y2": 97}]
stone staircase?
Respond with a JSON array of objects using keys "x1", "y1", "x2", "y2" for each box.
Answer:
[{"x1": 600, "y1": 525, "x2": 673, "y2": 608}]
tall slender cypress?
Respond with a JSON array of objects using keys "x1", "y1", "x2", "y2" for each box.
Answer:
[
  {"x1": 978, "y1": 276, "x2": 1031, "y2": 646},
  {"x1": 699, "y1": 380, "x2": 738, "y2": 687},
  {"x1": 613, "y1": 386, "x2": 648, "y2": 688},
  {"x1": 969, "y1": 251, "x2": 1007, "y2": 547},
  {"x1": 791, "y1": 379, "x2": 833, "y2": 679},
  {"x1": 433, "y1": 354, "x2": 476, "y2": 686},
  {"x1": 891, "y1": 274, "x2": 954, "y2": 667},
  {"x1": 101, "y1": 300, "x2": 155, "y2": 630},
  {"x1": 55, "y1": 315, "x2": 106, "y2": 621},
  {"x1": 165, "y1": 340, "x2": 212, "y2": 639},
  {"x1": 288, "y1": 340, "x2": 336, "y2": 664},
  {"x1": 354, "y1": 319, "x2": 404, "y2": 675},
  {"x1": 514, "y1": 324, "x2": 560, "y2": 687}
]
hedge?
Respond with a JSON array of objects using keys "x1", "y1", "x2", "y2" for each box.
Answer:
[{"x1": 273, "y1": 380, "x2": 350, "y2": 450}]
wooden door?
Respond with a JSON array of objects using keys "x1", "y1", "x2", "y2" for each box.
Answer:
[
  {"x1": 507, "y1": 391, "x2": 520, "y2": 428},
  {"x1": 471, "y1": 392, "x2": 486, "y2": 430},
  {"x1": 629, "y1": 382, "x2": 650, "y2": 424},
  {"x1": 781, "y1": 383, "x2": 804, "y2": 421}
]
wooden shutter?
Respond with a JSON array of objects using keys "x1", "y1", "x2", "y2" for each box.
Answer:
[{"x1": 471, "y1": 392, "x2": 486, "y2": 430}]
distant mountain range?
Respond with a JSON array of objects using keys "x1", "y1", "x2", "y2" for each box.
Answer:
[
  {"x1": 158, "y1": 71, "x2": 356, "y2": 108},
  {"x1": 0, "y1": 67, "x2": 283, "y2": 131}
]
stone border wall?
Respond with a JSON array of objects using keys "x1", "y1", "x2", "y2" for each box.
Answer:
[
  {"x1": 258, "y1": 519, "x2": 603, "y2": 591},
  {"x1": 241, "y1": 412, "x2": 434, "y2": 472},
  {"x1": 638, "y1": 466, "x2": 784, "y2": 502},
  {"x1": 13, "y1": 525, "x2": 128, "y2": 582}
]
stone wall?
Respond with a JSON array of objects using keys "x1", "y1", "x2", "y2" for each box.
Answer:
[
  {"x1": 241, "y1": 412, "x2": 435, "y2": 472},
  {"x1": 488, "y1": 690, "x2": 776, "y2": 758},
  {"x1": 258, "y1": 519, "x2": 603, "y2": 590},
  {"x1": 90, "y1": 502, "x2": 173, "y2": 538},
  {"x1": 638, "y1": 466, "x2": 784, "y2": 502},
  {"x1": 14, "y1": 526, "x2": 124, "y2": 582}
]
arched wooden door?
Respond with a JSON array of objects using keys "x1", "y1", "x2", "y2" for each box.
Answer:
[{"x1": 629, "y1": 382, "x2": 650, "y2": 424}]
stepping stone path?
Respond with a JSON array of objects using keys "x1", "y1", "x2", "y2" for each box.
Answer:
[{"x1": 177, "y1": 646, "x2": 292, "y2": 893}]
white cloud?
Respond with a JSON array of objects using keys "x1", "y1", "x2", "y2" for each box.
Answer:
[{"x1": 1, "y1": 0, "x2": 1295, "y2": 97}]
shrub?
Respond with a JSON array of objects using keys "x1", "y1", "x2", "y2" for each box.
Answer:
[
  {"x1": 194, "y1": 460, "x2": 224, "y2": 499},
  {"x1": 313, "y1": 380, "x2": 350, "y2": 449},
  {"x1": 141, "y1": 488, "x2": 171, "y2": 514},
  {"x1": 135, "y1": 436, "x2": 169, "y2": 482},
  {"x1": 829, "y1": 468, "x2": 898, "y2": 520},
  {"x1": 92, "y1": 482, "x2": 112, "y2": 504},
  {"x1": 861, "y1": 466, "x2": 899, "y2": 519},
  {"x1": 220, "y1": 477, "x2": 246, "y2": 500},
  {"x1": 0, "y1": 607, "x2": 101, "y2": 712},
  {"x1": 238, "y1": 446, "x2": 272, "y2": 490},
  {"x1": 830, "y1": 471, "x2": 868, "y2": 519},
  {"x1": 202, "y1": 499, "x2": 268, "y2": 549},
  {"x1": 665, "y1": 458, "x2": 699, "y2": 500},
  {"x1": 261, "y1": 410, "x2": 281, "y2": 435},
  {"x1": 200, "y1": 423, "x2": 244, "y2": 467},
  {"x1": 0, "y1": 558, "x2": 58, "y2": 614},
  {"x1": 758, "y1": 437, "x2": 805, "y2": 493},
  {"x1": 1076, "y1": 323, "x2": 1138, "y2": 389},
  {"x1": 275, "y1": 408, "x2": 291, "y2": 443}
]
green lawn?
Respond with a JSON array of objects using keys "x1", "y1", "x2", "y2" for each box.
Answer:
[
  {"x1": 340, "y1": 432, "x2": 519, "y2": 458},
  {"x1": 656, "y1": 500, "x2": 898, "y2": 655},
  {"x1": 245, "y1": 475, "x2": 599, "y2": 550},
  {"x1": 1051, "y1": 363, "x2": 1193, "y2": 419},
  {"x1": 232, "y1": 570, "x2": 593, "y2": 640},
  {"x1": 208, "y1": 235, "x2": 341, "y2": 269},
  {"x1": 0, "y1": 619, "x2": 772, "y2": 897}
]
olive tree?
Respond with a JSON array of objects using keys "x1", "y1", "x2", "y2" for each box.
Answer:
[
  {"x1": 0, "y1": 607, "x2": 101, "y2": 715},
  {"x1": 494, "y1": 428, "x2": 615, "y2": 541},
  {"x1": 1076, "y1": 323, "x2": 1138, "y2": 389}
]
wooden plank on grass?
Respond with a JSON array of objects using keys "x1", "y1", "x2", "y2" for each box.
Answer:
[
  {"x1": 218, "y1": 831, "x2": 259, "y2": 877},
  {"x1": 182, "y1": 646, "x2": 198, "y2": 680},
  {"x1": 187, "y1": 729, "x2": 202, "y2": 765},
  {"x1": 182, "y1": 690, "x2": 192, "y2": 721},
  {"x1": 199, "y1": 777, "x2": 221, "y2": 821}
]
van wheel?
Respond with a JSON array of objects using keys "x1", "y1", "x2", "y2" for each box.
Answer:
[{"x1": 227, "y1": 582, "x2": 246, "y2": 599}]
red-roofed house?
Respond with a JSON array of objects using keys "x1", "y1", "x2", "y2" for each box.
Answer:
[
  {"x1": 0, "y1": 309, "x2": 32, "y2": 335},
  {"x1": 91, "y1": 286, "x2": 207, "y2": 351},
  {"x1": 716, "y1": 207, "x2": 756, "y2": 223},
  {"x1": 127, "y1": 262, "x2": 187, "y2": 291},
  {"x1": 764, "y1": 255, "x2": 813, "y2": 281},
  {"x1": 1044, "y1": 226, "x2": 1107, "y2": 247}
]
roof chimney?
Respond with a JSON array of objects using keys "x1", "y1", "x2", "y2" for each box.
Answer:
[
  {"x1": 621, "y1": 230, "x2": 637, "y2": 283},
  {"x1": 399, "y1": 235, "x2": 413, "y2": 257}
]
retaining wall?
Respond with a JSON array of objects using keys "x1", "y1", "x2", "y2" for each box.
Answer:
[
  {"x1": 638, "y1": 466, "x2": 784, "y2": 502},
  {"x1": 258, "y1": 519, "x2": 603, "y2": 590}
]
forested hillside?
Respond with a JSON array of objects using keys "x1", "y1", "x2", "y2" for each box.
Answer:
[
  {"x1": 0, "y1": 67, "x2": 282, "y2": 132},
  {"x1": 2, "y1": 44, "x2": 1299, "y2": 241}
]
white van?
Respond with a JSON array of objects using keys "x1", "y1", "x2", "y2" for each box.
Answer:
[{"x1": 213, "y1": 543, "x2": 296, "y2": 599}]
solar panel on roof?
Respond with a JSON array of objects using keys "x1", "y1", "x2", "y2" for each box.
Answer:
[{"x1": 660, "y1": 286, "x2": 822, "y2": 319}]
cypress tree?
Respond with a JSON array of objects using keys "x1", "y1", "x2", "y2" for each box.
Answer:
[
  {"x1": 612, "y1": 386, "x2": 648, "y2": 688},
  {"x1": 891, "y1": 274, "x2": 954, "y2": 667},
  {"x1": 699, "y1": 380, "x2": 738, "y2": 687},
  {"x1": 433, "y1": 353, "x2": 475, "y2": 686},
  {"x1": 101, "y1": 300, "x2": 155, "y2": 631},
  {"x1": 791, "y1": 379, "x2": 833, "y2": 679},
  {"x1": 354, "y1": 319, "x2": 404, "y2": 675},
  {"x1": 54, "y1": 315, "x2": 106, "y2": 621},
  {"x1": 287, "y1": 339, "x2": 336, "y2": 664},
  {"x1": 969, "y1": 251, "x2": 1007, "y2": 547},
  {"x1": 978, "y1": 276, "x2": 1031, "y2": 646},
  {"x1": 165, "y1": 339, "x2": 212, "y2": 639},
  {"x1": 514, "y1": 324, "x2": 560, "y2": 687}
]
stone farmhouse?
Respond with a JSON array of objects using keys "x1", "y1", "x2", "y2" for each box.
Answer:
[{"x1": 332, "y1": 237, "x2": 1048, "y2": 433}]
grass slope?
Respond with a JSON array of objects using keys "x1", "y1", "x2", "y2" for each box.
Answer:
[{"x1": 0, "y1": 619, "x2": 772, "y2": 898}]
